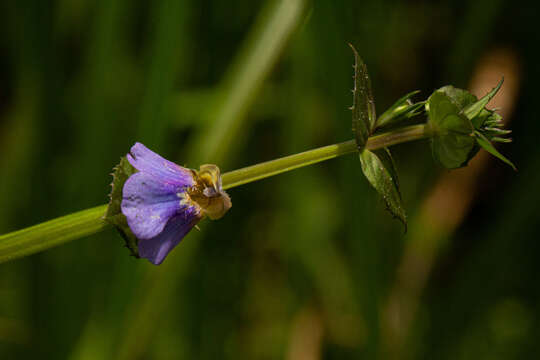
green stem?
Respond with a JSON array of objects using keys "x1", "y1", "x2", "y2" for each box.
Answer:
[
  {"x1": 0, "y1": 124, "x2": 428, "y2": 263},
  {"x1": 222, "y1": 139, "x2": 357, "y2": 189},
  {"x1": 222, "y1": 124, "x2": 428, "y2": 189},
  {"x1": 0, "y1": 205, "x2": 109, "y2": 263}
]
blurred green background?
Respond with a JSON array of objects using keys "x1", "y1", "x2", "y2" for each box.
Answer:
[{"x1": 1, "y1": 0, "x2": 539, "y2": 359}]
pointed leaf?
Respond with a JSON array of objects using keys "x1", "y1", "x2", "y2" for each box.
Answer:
[
  {"x1": 375, "y1": 148, "x2": 401, "y2": 195},
  {"x1": 475, "y1": 130, "x2": 517, "y2": 170},
  {"x1": 359, "y1": 149, "x2": 406, "y2": 229},
  {"x1": 376, "y1": 90, "x2": 423, "y2": 129},
  {"x1": 491, "y1": 137, "x2": 512, "y2": 143},
  {"x1": 472, "y1": 108, "x2": 495, "y2": 129},
  {"x1": 484, "y1": 112, "x2": 503, "y2": 126},
  {"x1": 349, "y1": 44, "x2": 376, "y2": 150},
  {"x1": 484, "y1": 127, "x2": 511, "y2": 135},
  {"x1": 463, "y1": 78, "x2": 503, "y2": 120}
]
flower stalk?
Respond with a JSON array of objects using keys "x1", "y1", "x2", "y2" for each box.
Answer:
[
  {"x1": 222, "y1": 124, "x2": 428, "y2": 189},
  {"x1": 0, "y1": 124, "x2": 429, "y2": 264}
]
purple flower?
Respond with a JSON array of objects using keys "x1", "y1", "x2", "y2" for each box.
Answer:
[{"x1": 121, "y1": 143, "x2": 231, "y2": 265}]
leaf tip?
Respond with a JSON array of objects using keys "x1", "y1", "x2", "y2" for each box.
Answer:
[{"x1": 359, "y1": 149, "x2": 407, "y2": 231}]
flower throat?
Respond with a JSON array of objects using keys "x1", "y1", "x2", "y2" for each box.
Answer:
[{"x1": 188, "y1": 164, "x2": 232, "y2": 220}]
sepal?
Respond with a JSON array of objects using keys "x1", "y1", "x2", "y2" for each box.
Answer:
[{"x1": 104, "y1": 157, "x2": 139, "y2": 257}]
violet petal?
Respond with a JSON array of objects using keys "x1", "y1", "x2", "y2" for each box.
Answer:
[
  {"x1": 138, "y1": 212, "x2": 201, "y2": 265},
  {"x1": 122, "y1": 172, "x2": 185, "y2": 240},
  {"x1": 127, "y1": 142, "x2": 195, "y2": 187}
]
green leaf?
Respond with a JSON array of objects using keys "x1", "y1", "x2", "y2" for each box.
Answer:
[
  {"x1": 483, "y1": 112, "x2": 503, "y2": 127},
  {"x1": 349, "y1": 44, "x2": 376, "y2": 151},
  {"x1": 431, "y1": 118, "x2": 476, "y2": 169},
  {"x1": 428, "y1": 91, "x2": 476, "y2": 169},
  {"x1": 433, "y1": 82, "x2": 505, "y2": 132},
  {"x1": 471, "y1": 108, "x2": 495, "y2": 129},
  {"x1": 484, "y1": 127, "x2": 512, "y2": 136},
  {"x1": 463, "y1": 78, "x2": 503, "y2": 120},
  {"x1": 475, "y1": 130, "x2": 517, "y2": 170},
  {"x1": 491, "y1": 137, "x2": 512, "y2": 143},
  {"x1": 105, "y1": 157, "x2": 139, "y2": 257},
  {"x1": 437, "y1": 85, "x2": 477, "y2": 109},
  {"x1": 359, "y1": 148, "x2": 406, "y2": 229},
  {"x1": 376, "y1": 90, "x2": 424, "y2": 129}
]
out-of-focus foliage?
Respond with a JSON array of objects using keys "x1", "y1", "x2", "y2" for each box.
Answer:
[{"x1": 0, "y1": 0, "x2": 538, "y2": 359}]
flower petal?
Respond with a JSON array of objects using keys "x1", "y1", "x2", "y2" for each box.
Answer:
[
  {"x1": 138, "y1": 212, "x2": 201, "y2": 265},
  {"x1": 127, "y1": 142, "x2": 195, "y2": 187},
  {"x1": 122, "y1": 172, "x2": 185, "y2": 239}
]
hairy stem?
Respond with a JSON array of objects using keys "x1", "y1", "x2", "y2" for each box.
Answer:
[{"x1": 0, "y1": 124, "x2": 428, "y2": 263}]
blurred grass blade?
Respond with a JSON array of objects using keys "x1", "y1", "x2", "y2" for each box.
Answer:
[
  {"x1": 116, "y1": 1, "x2": 309, "y2": 358},
  {"x1": 137, "y1": 0, "x2": 192, "y2": 148},
  {"x1": 188, "y1": 0, "x2": 309, "y2": 165}
]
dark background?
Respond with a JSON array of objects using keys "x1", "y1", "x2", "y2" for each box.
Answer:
[{"x1": 1, "y1": 0, "x2": 539, "y2": 359}]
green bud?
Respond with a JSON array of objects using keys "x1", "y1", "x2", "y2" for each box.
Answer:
[{"x1": 376, "y1": 90, "x2": 424, "y2": 129}]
